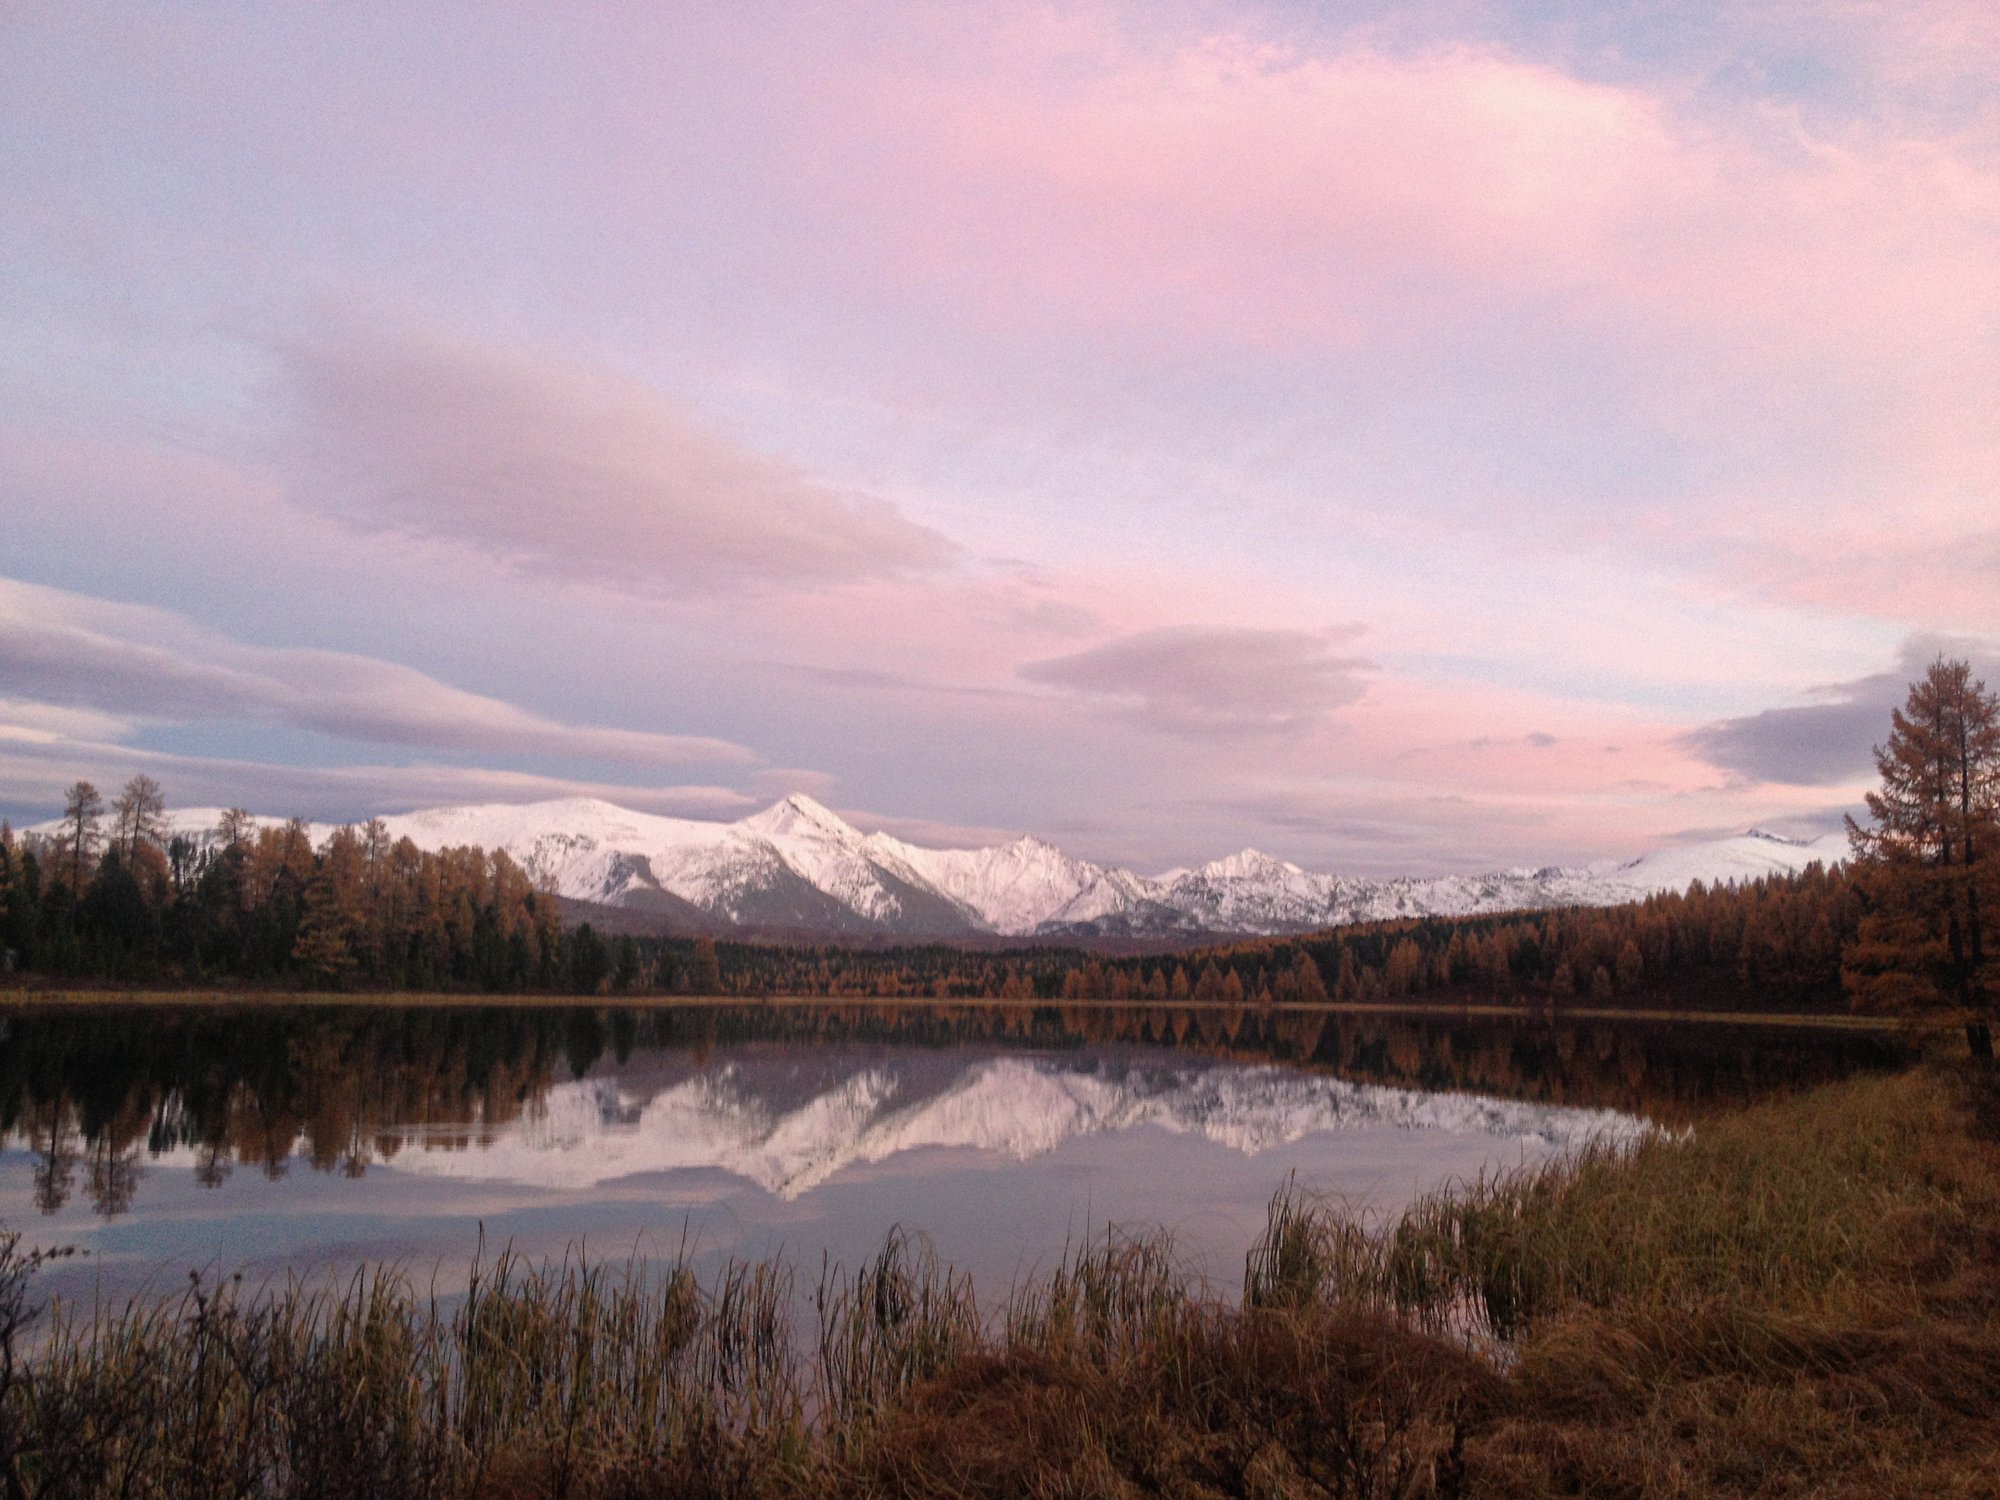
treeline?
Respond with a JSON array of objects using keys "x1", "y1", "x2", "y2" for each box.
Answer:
[
  {"x1": 1, "y1": 778, "x2": 707, "y2": 994},
  {"x1": 709, "y1": 862, "x2": 1858, "y2": 1014}
]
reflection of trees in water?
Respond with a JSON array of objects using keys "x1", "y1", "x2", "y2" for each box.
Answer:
[
  {"x1": 22, "y1": 1100, "x2": 79, "y2": 1214},
  {"x1": 1, "y1": 1007, "x2": 573, "y2": 1216},
  {"x1": 0, "y1": 1003, "x2": 1911, "y2": 1217},
  {"x1": 676, "y1": 1004, "x2": 1905, "y2": 1121}
]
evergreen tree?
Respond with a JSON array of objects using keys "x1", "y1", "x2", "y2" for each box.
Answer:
[{"x1": 568, "y1": 923, "x2": 610, "y2": 995}]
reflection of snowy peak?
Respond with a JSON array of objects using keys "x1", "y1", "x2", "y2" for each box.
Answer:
[
  {"x1": 384, "y1": 1052, "x2": 1647, "y2": 1200},
  {"x1": 136, "y1": 797, "x2": 1848, "y2": 940}
]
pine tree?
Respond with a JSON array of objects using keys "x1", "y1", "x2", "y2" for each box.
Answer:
[
  {"x1": 1192, "y1": 961, "x2": 1229, "y2": 1004},
  {"x1": 1335, "y1": 947, "x2": 1360, "y2": 1001},
  {"x1": 217, "y1": 807, "x2": 255, "y2": 849},
  {"x1": 0, "y1": 823, "x2": 14, "y2": 969},
  {"x1": 1615, "y1": 937, "x2": 1644, "y2": 992},
  {"x1": 1845, "y1": 657, "x2": 2000, "y2": 1057}
]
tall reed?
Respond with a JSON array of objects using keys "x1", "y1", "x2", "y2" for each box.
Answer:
[
  {"x1": 0, "y1": 1236, "x2": 807, "y2": 1500},
  {"x1": 813, "y1": 1229, "x2": 977, "y2": 1438},
  {"x1": 1244, "y1": 1068, "x2": 1974, "y2": 1344}
]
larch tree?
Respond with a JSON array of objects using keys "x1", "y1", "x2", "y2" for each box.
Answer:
[
  {"x1": 110, "y1": 774, "x2": 167, "y2": 862},
  {"x1": 59, "y1": 780, "x2": 105, "y2": 893},
  {"x1": 1844, "y1": 657, "x2": 2000, "y2": 1058},
  {"x1": 216, "y1": 807, "x2": 255, "y2": 849},
  {"x1": 1290, "y1": 948, "x2": 1328, "y2": 1004}
]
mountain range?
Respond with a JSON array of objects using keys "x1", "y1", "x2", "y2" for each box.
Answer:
[{"x1": 126, "y1": 794, "x2": 1847, "y2": 943}]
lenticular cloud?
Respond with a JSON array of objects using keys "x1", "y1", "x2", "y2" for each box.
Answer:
[{"x1": 277, "y1": 320, "x2": 958, "y2": 597}]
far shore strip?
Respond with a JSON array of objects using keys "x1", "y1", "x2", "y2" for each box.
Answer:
[{"x1": 0, "y1": 990, "x2": 1910, "y2": 1030}]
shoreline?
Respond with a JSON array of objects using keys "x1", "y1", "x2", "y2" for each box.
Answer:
[{"x1": 0, "y1": 987, "x2": 1911, "y2": 1030}]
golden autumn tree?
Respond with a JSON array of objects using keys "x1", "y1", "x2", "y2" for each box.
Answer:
[{"x1": 1844, "y1": 658, "x2": 2000, "y2": 1058}]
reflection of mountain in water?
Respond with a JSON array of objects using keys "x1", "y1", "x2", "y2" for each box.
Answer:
[
  {"x1": 1, "y1": 1002, "x2": 1907, "y2": 1218},
  {"x1": 385, "y1": 1050, "x2": 1648, "y2": 1199}
]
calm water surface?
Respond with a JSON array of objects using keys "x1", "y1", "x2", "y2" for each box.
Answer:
[{"x1": 0, "y1": 1003, "x2": 1908, "y2": 1307}]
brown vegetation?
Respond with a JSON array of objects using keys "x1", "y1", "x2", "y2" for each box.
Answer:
[{"x1": 3, "y1": 1060, "x2": 1996, "y2": 1498}]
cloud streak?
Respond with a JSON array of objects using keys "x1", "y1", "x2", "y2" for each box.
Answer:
[
  {"x1": 0, "y1": 579, "x2": 755, "y2": 768},
  {"x1": 1020, "y1": 627, "x2": 1370, "y2": 736}
]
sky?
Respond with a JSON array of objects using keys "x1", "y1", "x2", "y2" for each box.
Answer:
[{"x1": 2, "y1": 0, "x2": 1996, "y2": 876}]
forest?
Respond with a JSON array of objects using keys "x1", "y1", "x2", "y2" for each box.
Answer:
[{"x1": 2, "y1": 786, "x2": 647, "y2": 995}]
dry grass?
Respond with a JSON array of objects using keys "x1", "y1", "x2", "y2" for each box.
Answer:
[
  {"x1": 3, "y1": 1065, "x2": 1997, "y2": 1498},
  {"x1": 1465, "y1": 1064, "x2": 2000, "y2": 1499}
]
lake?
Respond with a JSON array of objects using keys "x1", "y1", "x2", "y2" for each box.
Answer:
[{"x1": 0, "y1": 1001, "x2": 1910, "y2": 1310}]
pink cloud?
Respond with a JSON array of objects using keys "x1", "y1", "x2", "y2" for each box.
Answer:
[
  {"x1": 276, "y1": 317, "x2": 958, "y2": 597},
  {"x1": 661, "y1": 5, "x2": 1987, "y2": 364},
  {"x1": 769, "y1": 29, "x2": 1680, "y2": 354},
  {"x1": 1020, "y1": 626, "x2": 1371, "y2": 736}
]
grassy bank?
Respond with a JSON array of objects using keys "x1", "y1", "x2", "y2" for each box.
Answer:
[{"x1": 3, "y1": 1065, "x2": 1996, "y2": 1498}]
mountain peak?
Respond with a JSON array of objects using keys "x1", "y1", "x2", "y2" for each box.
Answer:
[
  {"x1": 1196, "y1": 848, "x2": 1298, "y2": 880},
  {"x1": 739, "y1": 793, "x2": 861, "y2": 842}
]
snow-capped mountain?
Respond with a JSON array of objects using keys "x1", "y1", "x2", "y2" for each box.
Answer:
[{"x1": 123, "y1": 797, "x2": 1848, "y2": 941}]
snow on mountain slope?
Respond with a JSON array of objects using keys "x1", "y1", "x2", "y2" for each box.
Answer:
[
  {"x1": 93, "y1": 797, "x2": 1849, "y2": 941},
  {"x1": 1585, "y1": 829, "x2": 1850, "y2": 900},
  {"x1": 390, "y1": 797, "x2": 736, "y2": 906},
  {"x1": 731, "y1": 797, "x2": 977, "y2": 933},
  {"x1": 868, "y1": 832, "x2": 1113, "y2": 932},
  {"x1": 1156, "y1": 851, "x2": 1347, "y2": 932}
]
